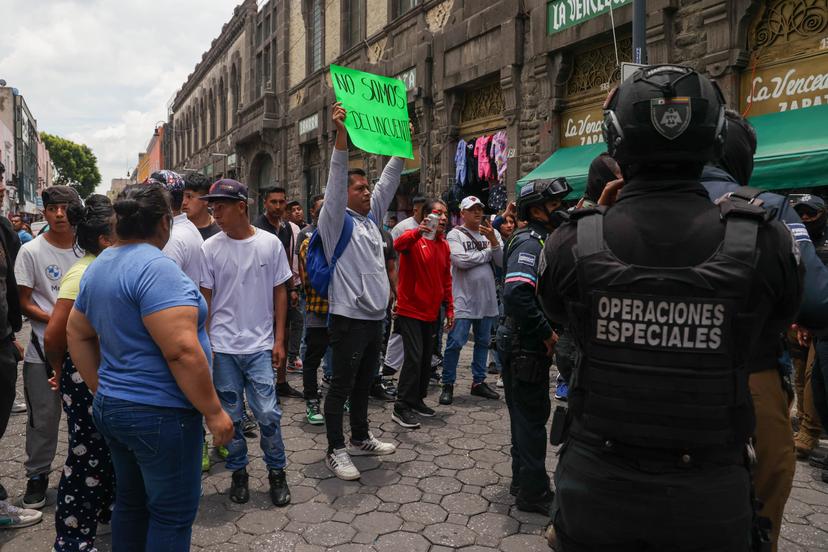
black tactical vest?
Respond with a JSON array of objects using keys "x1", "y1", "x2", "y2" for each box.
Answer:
[{"x1": 566, "y1": 199, "x2": 769, "y2": 452}]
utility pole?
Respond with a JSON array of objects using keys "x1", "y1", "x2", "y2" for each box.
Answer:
[{"x1": 632, "y1": 0, "x2": 648, "y2": 64}]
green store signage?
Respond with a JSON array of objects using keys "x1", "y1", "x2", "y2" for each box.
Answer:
[{"x1": 547, "y1": 0, "x2": 632, "y2": 35}]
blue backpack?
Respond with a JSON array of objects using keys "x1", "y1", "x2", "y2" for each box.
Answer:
[{"x1": 306, "y1": 212, "x2": 376, "y2": 298}]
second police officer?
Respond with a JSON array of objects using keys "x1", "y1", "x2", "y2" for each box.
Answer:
[
  {"x1": 497, "y1": 177, "x2": 571, "y2": 515},
  {"x1": 537, "y1": 65, "x2": 803, "y2": 550}
]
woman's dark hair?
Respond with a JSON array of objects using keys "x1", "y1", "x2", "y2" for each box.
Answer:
[
  {"x1": 67, "y1": 194, "x2": 114, "y2": 255},
  {"x1": 113, "y1": 183, "x2": 172, "y2": 241},
  {"x1": 503, "y1": 213, "x2": 517, "y2": 226}
]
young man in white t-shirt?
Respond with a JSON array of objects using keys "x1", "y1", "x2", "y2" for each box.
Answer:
[
  {"x1": 14, "y1": 186, "x2": 82, "y2": 509},
  {"x1": 199, "y1": 179, "x2": 292, "y2": 507},
  {"x1": 151, "y1": 170, "x2": 205, "y2": 285}
]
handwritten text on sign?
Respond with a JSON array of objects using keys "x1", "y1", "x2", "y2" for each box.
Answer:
[
  {"x1": 330, "y1": 64, "x2": 413, "y2": 159},
  {"x1": 547, "y1": 0, "x2": 631, "y2": 35}
]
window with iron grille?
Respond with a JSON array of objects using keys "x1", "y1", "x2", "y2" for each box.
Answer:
[
  {"x1": 393, "y1": 0, "x2": 419, "y2": 18},
  {"x1": 256, "y1": 52, "x2": 263, "y2": 97},
  {"x1": 344, "y1": 0, "x2": 364, "y2": 51},
  {"x1": 308, "y1": 0, "x2": 323, "y2": 73},
  {"x1": 264, "y1": 46, "x2": 271, "y2": 90}
]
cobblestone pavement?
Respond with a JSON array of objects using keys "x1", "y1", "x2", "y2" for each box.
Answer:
[{"x1": 1, "y1": 327, "x2": 827, "y2": 551}]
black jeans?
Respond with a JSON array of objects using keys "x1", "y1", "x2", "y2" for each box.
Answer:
[
  {"x1": 395, "y1": 316, "x2": 437, "y2": 408},
  {"x1": 498, "y1": 327, "x2": 551, "y2": 500},
  {"x1": 324, "y1": 315, "x2": 384, "y2": 451},
  {"x1": 0, "y1": 336, "x2": 19, "y2": 440},
  {"x1": 303, "y1": 327, "x2": 329, "y2": 401}
]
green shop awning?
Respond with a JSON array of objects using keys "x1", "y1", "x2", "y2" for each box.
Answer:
[
  {"x1": 516, "y1": 142, "x2": 607, "y2": 198},
  {"x1": 750, "y1": 104, "x2": 828, "y2": 190}
]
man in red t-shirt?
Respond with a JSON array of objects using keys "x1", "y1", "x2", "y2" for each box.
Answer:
[{"x1": 391, "y1": 199, "x2": 455, "y2": 429}]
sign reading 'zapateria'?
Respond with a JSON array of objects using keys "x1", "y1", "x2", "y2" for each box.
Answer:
[
  {"x1": 591, "y1": 293, "x2": 730, "y2": 352},
  {"x1": 547, "y1": 0, "x2": 632, "y2": 35}
]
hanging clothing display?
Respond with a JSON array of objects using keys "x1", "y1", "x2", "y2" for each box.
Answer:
[
  {"x1": 475, "y1": 135, "x2": 494, "y2": 181},
  {"x1": 455, "y1": 139, "x2": 467, "y2": 186},
  {"x1": 492, "y1": 131, "x2": 508, "y2": 182},
  {"x1": 452, "y1": 131, "x2": 509, "y2": 214}
]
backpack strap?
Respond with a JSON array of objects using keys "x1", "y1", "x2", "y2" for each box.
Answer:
[{"x1": 330, "y1": 214, "x2": 355, "y2": 264}]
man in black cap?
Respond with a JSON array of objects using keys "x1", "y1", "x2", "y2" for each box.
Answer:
[
  {"x1": 15, "y1": 185, "x2": 81, "y2": 509},
  {"x1": 539, "y1": 66, "x2": 802, "y2": 550}
]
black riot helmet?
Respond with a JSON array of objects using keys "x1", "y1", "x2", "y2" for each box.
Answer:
[
  {"x1": 603, "y1": 65, "x2": 727, "y2": 171},
  {"x1": 517, "y1": 177, "x2": 571, "y2": 225}
]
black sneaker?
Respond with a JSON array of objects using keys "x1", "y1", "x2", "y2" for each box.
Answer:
[
  {"x1": 471, "y1": 381, "x2": 500, "y2": 400},
  {"x1": 370, "y1": 383, "x2": 396, "y2": 401},
  {"x1": 509, "y1": 482, "x2": 520, "y2": 497},
  {"x1": 229, "y1": 468, "x2": 249, "y2": 504},
  {"x1": 487, "y1": 361, "x2": 499, "y2": 375},
  {"x1": 516, "y1": 488, "x2": 554, "y2": 515},
  {"x1": 22, "y1": 475, "x2": 48, "y2": 509},
  {"x1": 0, "y1": 480, "x2": 6, "y2": 501},
  {"x1": 241, "y1": 411, "x2": 258, "y2": 438},
  {"x1": 321, "y1": 374, "x2": 332, "y2": 388},
  {"x1": 410, "y1": 400, "x2": 436, "y2": 417},
  {"x1": 268, "y1": 468, "x2": 291, "y2": 507},
  {"x1": 392, "y1": 404, "x2": 421, "y2": 429},
  {"x1": 381, "y1": 378, "x2": 398, "y2": 396},
  {"x1": 439, "y1": 384, "x2": 454, "y2": 405},
  {"x1": 810, "y1": 450, "x2": 828, "y2": 470},
  {"x1": 277, "y1": 382, "x2": 304, "y2": 399},
  {"x1": 822, "y1": 469, "x2": 828, "y2": 484}
]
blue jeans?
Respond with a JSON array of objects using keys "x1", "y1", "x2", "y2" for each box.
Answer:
[
  {"x1": 213, "y1": 351, "x2": 286, "y2": 471},
  {"x1": 442, "y1": 317, "x2": 496, "y2": 385},
  {"x1": 92, "y1": 394, "x2": 202, "y2": 552}
]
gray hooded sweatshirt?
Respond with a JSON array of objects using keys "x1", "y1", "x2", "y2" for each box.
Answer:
[{"x1": 318, "y1": 148, "x2": 402, "y2": 321}]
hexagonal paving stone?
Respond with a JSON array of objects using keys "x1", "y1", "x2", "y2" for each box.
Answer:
[
  {"x1": 303, "y1": 520, "x2": 358, "y2": 547},
  {"x1": 249, "y1": 531, "x2": 304, "y2": 552},
  {"x1": 291, "y1": 448, "x2": 326, "y2": 465},
  {"x1": 285, "y1": 501, "x2": 336, "y2": 523},
  {"x1": 499, "y1": 533, "x2": 551, "y2": 552},
  {"x1": 353, "y1": 511, "x2": 404, "y2": 534},
  {"x1": 374, "y1": 531, "x2": 431, "y2": 552},
  {"x1": 468, "y1": 512, "x2": 520, "y2": 539},
  {"x1": 417, "y1": 476, "x2": 463, "y2": 496},
  {"x1": 236, "y1": 510, "x2": 289, "y2": 534},
  {"x1": 359, "y1": 468, "x2": 402, "y2": 487},
  {"x1": 457, "y1": 468, "x2": 500, "y2": 486},
  {"x1": 317, "y1": 477, "x2": 361, "y2": 498},
  {"x1": 399, "y1": 502, "x2": 449, "y2": 525},
  {"x1": 332, "y1": 493, "x2": 382, "y2": 515},
  {"x1": 434, "y1": 454, "x2": 475, "y2": 470},
  {"x1": 450, "y1": 437, "x2": 486, "y2": 451},
  {"x1": 423, "y1": 522, "x2": 478, "y2": 548},
  {"x1": 441, "y1": 492, "x2": 489, "y2": 515},
  {"x1": 396, "y1": 460, "x2": 438, "y2": 479},
  {"x1": 377, "y1": 484, "x2": 423, "y2": 504}
]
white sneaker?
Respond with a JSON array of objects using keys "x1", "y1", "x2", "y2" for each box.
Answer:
[
  {"x1": 11, "y1": 401, "x2": 26, "y2": 414},
  {"x1": 496, "y1": 375, "x2": 504, "y2": 388},
  {"x1": 347, "y1": 433, "x2": 396, "y2": 456},
  {"x1": 326, "y1": 448, "x2": 360, "y2": 481},
  {"x1": 0, "y1": 500, "x2": 42, "y2": 529}
]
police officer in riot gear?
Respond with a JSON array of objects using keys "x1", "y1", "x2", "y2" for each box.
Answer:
[
  {"x1": 497, "y1": 177, "x2": 571, "y2": 514},
  {"x1": 538, "y1": 65, "x2": 803, "y2": 551}
]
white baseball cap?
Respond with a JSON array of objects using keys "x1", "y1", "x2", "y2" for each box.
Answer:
[{"x1": 460, "y1": 196, "x2": 484, "y2": 210}]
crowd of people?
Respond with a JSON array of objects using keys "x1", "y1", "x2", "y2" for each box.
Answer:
[{"x1": 0, "y1": 66, "x2": 824, "y2": 552}]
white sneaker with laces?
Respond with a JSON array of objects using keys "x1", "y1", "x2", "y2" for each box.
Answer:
[
  {"x1": 11, "y1": 401, "x2": 26, "y2": 414},
  {"x1": 0, "y1": 500, "x2": 43, "y2": 529},
  {"x1": 348, "y1": 433, "x2": 397, "y2": 456},
  {"x1": 326, "y1": 448, "x2": 361, "y2": 480}
]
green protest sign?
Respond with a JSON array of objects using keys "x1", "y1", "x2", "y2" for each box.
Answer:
[{"x1": 330, "y1": 64, "x2": 414, "y2": 159}]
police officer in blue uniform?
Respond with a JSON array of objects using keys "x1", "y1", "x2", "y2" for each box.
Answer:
[
  {"x1": 497, "y1": 177, "x2": 571, "y2": 514},
  {"x1": 538, "y1": 66, "x2": 803, "y2": 551}
]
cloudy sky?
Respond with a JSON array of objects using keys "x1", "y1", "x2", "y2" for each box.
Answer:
[{"x1": 0, "y1": 0, "x2": 238, "y2": 193}]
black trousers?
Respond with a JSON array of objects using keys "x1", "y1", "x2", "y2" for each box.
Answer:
[
  {"x1": 498, "y1": 329, "x2": 551, "y2": 500},
  {"x1": 395, "y1": 316, "x2": 437, "y2": 408},
  {"x1": 812, "y1": 338, "x2": 828, "y2": 429},
  {"x1": 552, "y1": 440, "x2": 752, "y2": 551},
  {"x1": 0, "y1": 336, "x2": 19, "y2": 440},
  {"x1": 302, "y1": 327, "x2": 329, "y2": 401},
  {"x1": 324, "y1": 315, "x2": 383, "y2": 451}
]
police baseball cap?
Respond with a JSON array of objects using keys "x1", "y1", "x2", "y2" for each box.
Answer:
[
  {"x1": 460, "y1": 196, "x2": 485, "y2": 210},
  {"x1": 200, "y1": 179, "x2": 249, "y2": 202},
  {"x1": 42, "y1": 185, "x2": 82, "y2": 209},
  {"x1": 791, "y1": 194, "x2": 826, "y2": 213}
]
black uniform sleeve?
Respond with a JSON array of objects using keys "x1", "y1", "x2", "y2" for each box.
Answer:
[
  {"x1": 763, "y1": 220, "x2": 805, "y2": 334},
  {"x1": 537, "y1": 223, "x2": 579, "y2": 325},
  {"x1": 502, "y1": 234, "x2": 553, "y2": 342}
]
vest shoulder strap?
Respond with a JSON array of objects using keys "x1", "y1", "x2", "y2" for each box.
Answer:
[
  {"x1": 575, "y1": 209, "x2": 606, "y2": 258},
  {"x1": 718, "y1": 191, "x2": 767, "y2": 263}
]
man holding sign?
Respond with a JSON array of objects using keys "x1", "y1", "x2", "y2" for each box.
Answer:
[
  {"x1": 329, "y1": 64, "x2": 414, "y2": 160},
  {"x1": 317, "y1": 101, "x2": 404, "y2": 481}
]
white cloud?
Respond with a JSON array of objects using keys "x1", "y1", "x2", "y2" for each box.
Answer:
[{"x1": 0, "y1": 0, "x2": 237, "y2": 193}]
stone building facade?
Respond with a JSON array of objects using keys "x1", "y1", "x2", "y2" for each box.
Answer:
[{"x1": 169, "y1": 0, "x2": 827, "y2": 217}]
